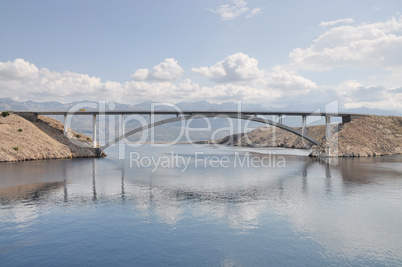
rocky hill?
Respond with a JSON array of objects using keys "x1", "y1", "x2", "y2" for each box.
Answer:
[
  {"x1": 0, "y1": 114, "x2": 104, "y2": 162},
  {"x1": 201, "y1": 116, "x2": 402, "y2": 157},
  {"x1": 310, "y1": 115, "x2": 402, "y2": 157},
  {"x1": 199, "y1": 124, "x2": 336, "y2": 149}
]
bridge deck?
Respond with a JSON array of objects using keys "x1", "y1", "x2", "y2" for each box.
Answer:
[{"x1": 12, "y1": 111, "x2": 368, "y2": 117}]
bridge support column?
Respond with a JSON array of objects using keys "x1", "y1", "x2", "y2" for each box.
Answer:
[
  {"x1": 325, "y1": 115, "x2": 331, "y2": 155},
  {"x1": 302, "y1": 115, "x2": 307, "y2": 136},
  {"x1": 64, "y1": 114, "x2": 68, "y2": 136},
  {"x1": 120, "y1": 115, "x2": 125, "y2": 137},
  {"x1": 278, "y1": 115, "x2": 282, "y2": 124},
  {"x1": 325, "y1": 115, "x2": 331, "y2": 140},
  {"x1": 93, "y1": 114, "x2": 97, "y2": 148}
]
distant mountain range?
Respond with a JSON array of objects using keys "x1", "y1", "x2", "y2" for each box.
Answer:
[{"x1": 1, "y1": 98, "x2": 400, "y2": 143}]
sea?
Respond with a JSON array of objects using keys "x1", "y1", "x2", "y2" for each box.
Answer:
[{"x1": 1, "y1": 144, "x2": 402, "y2": 266}]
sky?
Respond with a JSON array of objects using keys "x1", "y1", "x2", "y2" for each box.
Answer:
[{"x1": 0, "y1": 0, "x2": 401, "y2": 111}]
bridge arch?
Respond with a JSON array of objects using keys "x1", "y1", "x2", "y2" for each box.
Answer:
[{"x1": 100, "y1": 114, "x2": 319, "y2": 151}]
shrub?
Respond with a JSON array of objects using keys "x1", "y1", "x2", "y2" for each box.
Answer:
[
  {"x1": 13, "y1": 147, "x2": 18, "y2": 151},
  {"x1": 18, "y1": 128, "x2": 23, "y2": 132},
  {"x1": 76, "y1": 134, "x2": 81, "y2": 138},
  {"x1": 1, "y1": 111, "x2": 10, "y2": 117}
]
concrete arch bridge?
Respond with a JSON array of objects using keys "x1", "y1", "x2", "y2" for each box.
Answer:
[{"x1": 13, "y1": 111, "x2": 366, "y2": 152}]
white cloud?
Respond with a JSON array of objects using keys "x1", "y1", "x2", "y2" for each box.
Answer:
[
  {"x1": 319, "y1": 18, "x2": 354, "y2": 27},
  {"x1": 0, "y1": 57, "x2": 314, "y2": 106},
  {"x1": 0, "y1": 59, "x2": 103, "y2": 101},
  {"x1": 211, "y1": 0, "x2": 248, "y2": 20},
  {"x1": 119, "y1": 78, "x2": 283, "y2": 105},
  {"x1": 246, "y1": 8, "x2": 262, "y2": 18},
  {"x1": 289, "y1": 16, "x2": 402, "y2": 71},
  {"x1": 332, "y1": 80, "x2": 402, "y2": 110},
  {"x1": 0, "y1": 58, "x2": 280, "y2": 104},
  {"x1": 130, "y1": 58, "x2": 183, "y2": 82},
  {"x1": 211, "y1": 0, "x2": 261, "y2": 20},
  {"x1": 1, "y1": 50, "x2": 401, "y2": 110},
  {"x1": 130, "y1": 68, "x2": 148, "y2": 81},
  {"x1": 192, "y1": 53, "x2": 262, "y2": 83},
  {"x1": 267, "y1": 71, "x2": 316, "y2": 92},
  {"x1": 192, "y1": 52, "x2": 316, "y2": 97},
  {"x1": 0, "y1": 58, "x2": 39, "y2": 80}
]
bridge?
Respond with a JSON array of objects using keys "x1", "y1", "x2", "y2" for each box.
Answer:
[{"x1": 12, "y1": 110, "x2": 367, "y2": 151}]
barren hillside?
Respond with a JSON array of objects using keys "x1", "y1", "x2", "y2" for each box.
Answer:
[
  {"x1": 0, "y1": 114, "x2": 104, "y2": 162},
  {"x1": 202, "y1": 124, "x2": 335, "y2": 149},
  {"x1": 202, "y1": 115, "x2": 402, "y2": 157},
  {"x1": 310, "y1": 115, "x2": 402, "y2": 157}
]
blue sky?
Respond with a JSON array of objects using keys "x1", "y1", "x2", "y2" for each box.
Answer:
[{"x1": 0, "y1": 0, "x2": 401, "y2": 110}]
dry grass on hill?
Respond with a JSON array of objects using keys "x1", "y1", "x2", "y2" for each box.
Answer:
[
  {"x1": 209, "y1": 124, "x2": 336, "y2": 149},
  {"x1": 310, "y1": 115, "x2": 402, "y2": 157},
  {"x1": 202, "y1": 115, "x2": 402, "y2": 157},
  {"x1": 0, "y1": 114, "x2": 102, "y2": 162}
]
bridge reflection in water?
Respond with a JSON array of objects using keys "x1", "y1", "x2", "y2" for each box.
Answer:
[
  {"x1": 1, "y1": 150, "x2": 401, "y2": 266},
  {"x1": 1, "y1": 152, "x2": 400, "y2": 229}
]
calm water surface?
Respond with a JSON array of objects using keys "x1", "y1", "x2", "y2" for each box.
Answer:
[{"x1": 1, "y1": 145, "x2": 402, "y2": 266}]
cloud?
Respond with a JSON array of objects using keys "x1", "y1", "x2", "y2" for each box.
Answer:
[
  {"x1": 192, "y1": 52, "x2": 316, "y2": 97},
  {"x1": 0, "y1": 60, "x2": 103, "y2": 101},
  {"x1": 119, "y1": 79, "x2": 284, "y2": 105},
  {"x1": 1, "y1": 52, "x2": 401, "y2": 111},
  {"x1": 130, "y1": 68, "x2": 148, "y2": 81},
  {"x1": 319, "y1": 18, "x2": 354, "y2": 27},
  {"x1": 267, "y1": 71, "x2": 316, "y2": 92},
  {"x1": 130, "y1": 58, "x2": 183, "y2": 82},
  {"x1": 192, "y1": 53, "x2": 262, "y2": 83},
  {"x1": 392, "y1": 87, "x2": 402, "y2": 93},
  {"x1": 0, "y1": 58, "x2": 280, "y2": 104},
  {"x1": 211, "y1": 0, "x2": 248, "y2": 20},
  {"x1": 0, "y1": 58, "x2": 39, "y2": 80},
  {"x1": 351, "y1": 85, "x2": 387, "y2": 101},
  {"x1": 289, "y1": 16, "x2": 402, "y2": 71},
  {"x1": 211, "y1": 0, "x2": 261, "y2": 20},
  {"x1": 0, "y1": 57, "x2": 313, "y2": 106},
  {"x1": 246, "y1": 8, "x2": 262, "y2": 18},
  {"x1": 333, "y1": 81, "x2": 402, "y2": 110}
]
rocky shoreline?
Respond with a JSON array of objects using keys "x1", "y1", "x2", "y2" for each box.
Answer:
[
  {"x1": 196, "y1": 115, "x2": 402, "y2": 157},
  {"x1": 310, "y1": 115, "x2": 402, "y2": 157},
  {"x1": 0, "y1": 114, "x2": 105, "y2": 162}
]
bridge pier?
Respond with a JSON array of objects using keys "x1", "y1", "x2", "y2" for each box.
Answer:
[
  {"x1": 64, "y1": 114, "x2": 68, "y2": 136},
  {"x1": 278, "y1": 115, "x2": 282, "y2": 124},
  {"x1": 120, "y1": 115, "x2": 125, "y2": 137},
  {"x1": 302, "y1": 115, "x2": 307, "y2": 136},
  {"x1": 325, "y1": 115, "x2": 331, "y2": 140},
  {"x1": 325, "y1": 115, "x2": 331, "y2": 155},
  {"x1": 93, "y1": 114, "x2": 97, "y2": 148}
]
